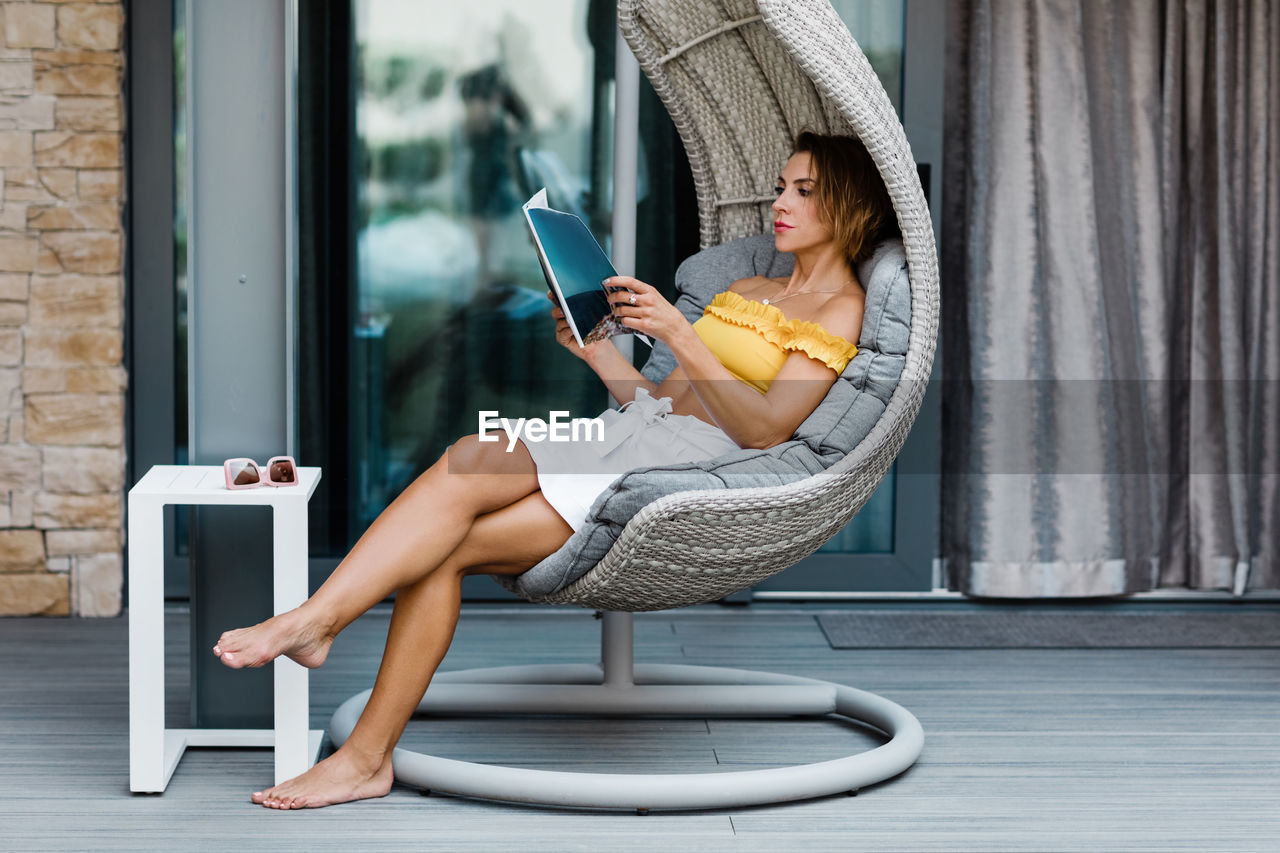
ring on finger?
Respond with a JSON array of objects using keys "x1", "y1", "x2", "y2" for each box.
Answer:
[{"x1": 628, "y1": 294, "x2": 637, "y2": 306}]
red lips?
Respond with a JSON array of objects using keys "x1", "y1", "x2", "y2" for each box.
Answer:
[{"x1": 773, "y1": 220, "x2": 793, "y2": 231}]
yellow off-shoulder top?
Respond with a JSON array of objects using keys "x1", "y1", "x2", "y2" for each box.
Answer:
[{"x1": 692, "y1": 291, "x2": 859, "y2": 394}]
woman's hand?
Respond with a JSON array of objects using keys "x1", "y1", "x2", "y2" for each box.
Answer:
[
  {"x1": 604, "y1": 276, "x2": 691, "y2": 345},
  {"x1": 547, "y1": 289, "x2": 660, "y2": 402},
  {"x1": 547, "y1": 291, "x2": 607, "y2": 362}
]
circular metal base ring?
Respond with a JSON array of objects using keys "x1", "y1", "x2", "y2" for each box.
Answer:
[{"x1": 329, "y1": 663, "x2": 923, "y2": 811}]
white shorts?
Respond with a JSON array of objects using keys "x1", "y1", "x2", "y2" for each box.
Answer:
[{"x1": 522, "y1": 388, "x2": 740, "y2": 531}]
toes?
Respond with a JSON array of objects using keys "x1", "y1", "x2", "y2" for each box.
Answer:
[
  {"x1": 213, "y1": 632, "x2": 240, "y2": 663},
  {"x1": 265, "y1": 785, "x2": 296, "y2": 809}
]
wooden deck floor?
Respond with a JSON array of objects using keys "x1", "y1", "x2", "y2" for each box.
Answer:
[{"x1": 1, "y1": 604, "x2": 1277, "y2": 851}]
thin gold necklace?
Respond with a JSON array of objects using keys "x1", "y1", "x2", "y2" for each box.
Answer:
[{"x1": 761, "y1": 282, "x2": 851, "y2": 306}]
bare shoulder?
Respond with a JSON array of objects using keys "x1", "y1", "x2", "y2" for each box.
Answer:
[{"x1": 813, "y1": 286, "x2": 865, "y2": 344}]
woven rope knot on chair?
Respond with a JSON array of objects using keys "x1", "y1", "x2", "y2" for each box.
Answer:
[{"x1": 331, "y1": 0, "x2": 936, "y2": 811}]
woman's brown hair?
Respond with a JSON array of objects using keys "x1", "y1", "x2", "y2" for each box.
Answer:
[{"x1": 790, "y1": 131, "x2": 898, "y2": 269}]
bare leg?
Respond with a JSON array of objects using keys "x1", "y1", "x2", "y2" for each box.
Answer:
[
  {"x1": 212, "y1": 434, "x2": 542, "y2": 669},
  {"x1": 251, "y1": 488, "x2": 572, "y2": 809}
]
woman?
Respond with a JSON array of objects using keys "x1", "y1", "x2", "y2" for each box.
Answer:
[{"x1": 212, "y1": 131, "x2": 896, "y2": 809}]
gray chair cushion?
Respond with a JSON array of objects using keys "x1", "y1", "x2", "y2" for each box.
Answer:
[{"x1": 503, "y1": 234, "x2": 910, "y2": 597}]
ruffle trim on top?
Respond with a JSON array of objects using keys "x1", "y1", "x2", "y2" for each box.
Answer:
[{"x1": 702, "y1": 291, "x2": 859, "y2": 373}]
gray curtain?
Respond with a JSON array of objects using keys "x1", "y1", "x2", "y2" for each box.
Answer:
[{"x1": 941, "y1": 0, "x2": 1279, "y2": 597}]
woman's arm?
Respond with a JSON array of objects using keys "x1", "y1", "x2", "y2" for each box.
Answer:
[
  {"x1": 608, "y1": 278, "x2": 863, "y2": 449},
  {"x1": 668, "y1": 336, "x2": 837, "y2": 448}
]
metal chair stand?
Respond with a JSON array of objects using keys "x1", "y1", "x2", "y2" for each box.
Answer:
[{"x1": 329, "y1": 611, "x2": 924, "y2": 812}]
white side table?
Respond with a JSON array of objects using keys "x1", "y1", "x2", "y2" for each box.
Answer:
[{"x1": 128, "y1": 464, "x2": 324, "y2": 793}]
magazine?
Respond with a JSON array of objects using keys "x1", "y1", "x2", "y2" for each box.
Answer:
[{"x1": 522, "y1": 189, "x2": 652, "y2": 348}]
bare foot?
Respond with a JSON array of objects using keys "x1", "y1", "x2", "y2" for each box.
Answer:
[
  {"x1": 212, "y1": 607, "x2": 333, "y2": 669},
  {"x1": 251, "y1": 747, "x2": 393, "y2": 810}
]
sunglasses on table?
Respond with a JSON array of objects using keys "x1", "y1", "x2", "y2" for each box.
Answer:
[{"x1": 223, "y1": 456, "x2": 299, "y2": 489}]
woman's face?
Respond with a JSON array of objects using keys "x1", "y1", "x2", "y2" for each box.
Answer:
[{"x1": 772, "y1": 152, "x2": 832, "y2": 253}]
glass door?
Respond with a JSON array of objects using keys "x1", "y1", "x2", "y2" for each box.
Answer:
[{"x1": 293, "y1": 0, "x2": 938, "y2": 598}]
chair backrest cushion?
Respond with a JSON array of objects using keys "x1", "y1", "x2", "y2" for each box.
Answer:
[{"x1": 505, "y1": 234, "x2": 911, "y2": 597}]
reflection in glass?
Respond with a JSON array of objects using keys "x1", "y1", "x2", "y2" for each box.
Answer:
[
  {"x1": 351, "y1": 0, "x2": 610, "y2": 531},
  {"x1": 321, "y1": 0, "x2": 904, "y2": 557}
]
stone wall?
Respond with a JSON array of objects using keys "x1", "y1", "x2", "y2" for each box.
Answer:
[{"x1": 0, "y1": 1, "x2": 125, "y2": 616}]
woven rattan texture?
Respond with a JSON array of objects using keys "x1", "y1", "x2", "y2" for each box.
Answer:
[{"x1": 523, "y1": 0, "x2": 940, "y2": 611}]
